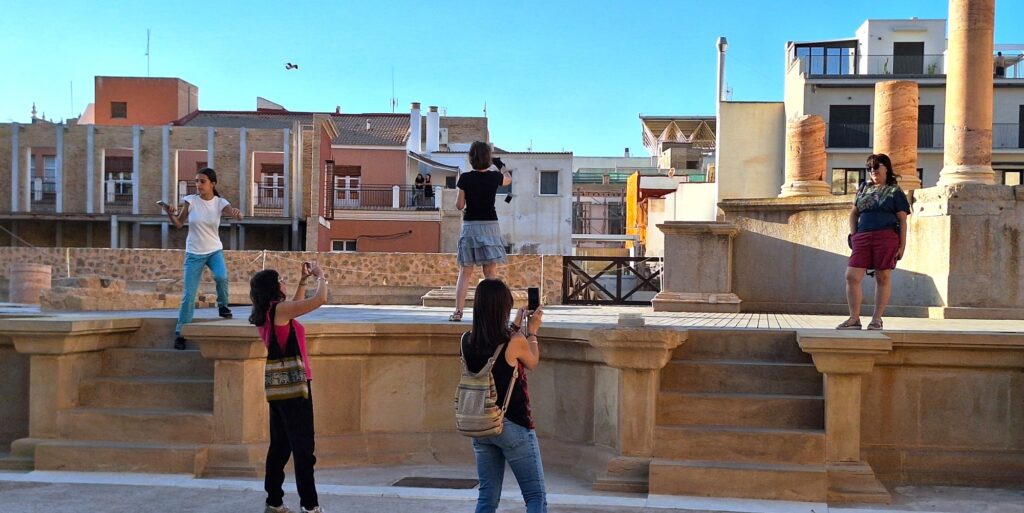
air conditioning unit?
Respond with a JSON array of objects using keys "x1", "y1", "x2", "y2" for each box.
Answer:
[{"x1": 439, "y1": 128, "x2": 449, "y2": 145}]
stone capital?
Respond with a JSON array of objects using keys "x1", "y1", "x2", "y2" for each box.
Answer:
[
  {"x1": 797, "y1": 330, "x2": 891, "y2": 374},
  {"x1": 0, "y1": 317, "x2": 140, "y2": 355},
  {"x1": 588, "y1": 327, "x2": 684, "y2": 370},
  {"x1": 183, "y1": 323, "x2": 267, "y2": 360}
]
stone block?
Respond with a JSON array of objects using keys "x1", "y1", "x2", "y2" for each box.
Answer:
[
  {"x1": 918, "y1": 372, "x2": 1013, "y2": 448},
  {"x1": 311, "y1": 357, "x2": 362, "y2": 435},
  {"x1": 361, "y1": 357, "x2": 425, "y2": 432}
]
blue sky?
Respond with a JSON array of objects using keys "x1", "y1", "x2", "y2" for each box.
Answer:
[{"x1": 3, "y1": 0, "x2": 1024, "y2": 156}]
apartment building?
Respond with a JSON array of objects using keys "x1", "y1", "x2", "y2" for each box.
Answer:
[
  {"x1": 0, "y1": 77, "x2": 487, "y2": 252},
  {"x1": 785, "y1": 18, "x2": 1024, "y2": 192}
]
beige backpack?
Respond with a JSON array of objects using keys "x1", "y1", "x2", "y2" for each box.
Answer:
[{"x1": 454, "y1": 331, "x2": 518, "y2": 438}]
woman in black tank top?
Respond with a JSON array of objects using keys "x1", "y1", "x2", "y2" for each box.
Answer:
[{"x1": 465, "y1": 279, "x2": 547, "y2": 513}]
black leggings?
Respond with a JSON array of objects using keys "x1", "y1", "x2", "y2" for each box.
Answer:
[{"x1": 265, "y1": 384, "x2": 318, "y2": 510}]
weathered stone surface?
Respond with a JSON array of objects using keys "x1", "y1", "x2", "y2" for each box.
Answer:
[
  {"x1": 874, "y1": 80, "x2": 920, "y2": 190},
  {"x1": 780, "y1": 115, "x2": 830, "y2": 197},
  {"x1": 940, "y1": 0, "x2": 996, "y2": 185}
]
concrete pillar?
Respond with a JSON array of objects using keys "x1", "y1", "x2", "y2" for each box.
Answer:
[
  {"x1": 939, "y1": 0, "x2": 996, "y2": 186},
  {"x1": 239, "y1": 127, "x2": 249, "y2": 216},
  {"x1": 407, "y1": 102, "x2": 422, "y2": 153},
  {"x1": 282, "y1": 128, "x2": 291, "y2": 218},
  {"x1": 207, "y1": 127, "x2": 216, "y2": 170},
  {"x1": 131, "y1": 223, "x2": 141, "y2": 249},
  {"x1": 131, "y1": 126, "x2": 141, "y2": 215},
  {"x1": 779, "y1": 115, "x2": 830, "y2": 197},
  {"x1": 238, "y1": 225, "x2": 246, "y2": 250},
  {"x1": 110, "y1": 215, "x2": 119, "y2": 248},
  {"x1": 86, "y1": 125, "x2": 95, "y2": 213},
  {"x1": 10, "y1": 123, "x2": 19, "y2": 212},
  {"x1": 161, "y1": 126, "x2": 170, "y2": 205},
  {"x1": 55, "y1": 124, "x2": 64, "y2": 214},
  {"x1": 874, "y1": 80, "x2": 920, "y2": 190},
  {"x1": 161, "y1": 222, "x2": 169, "y2": 249}
]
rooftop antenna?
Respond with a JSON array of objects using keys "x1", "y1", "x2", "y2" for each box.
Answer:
[
  {"x1": 145, "y1": 29, "x2": 151, "y2": 76},
  {"x1": 390, "y1": 67, "x2": 397, "y2": 113},
  {"x1": 483, "y1": 101, "x2": 488, "y2": 118},
  {"x1": 69, "y1": 81, "x2": 74, "y2": 119}
]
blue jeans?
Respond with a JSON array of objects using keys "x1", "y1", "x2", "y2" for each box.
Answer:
[
  {"x1": 472, "y1": 420, "x2": 547, "y2": 513},
  {"x1": 175, "y1": 250, "x2": 229, "y2": 335}
]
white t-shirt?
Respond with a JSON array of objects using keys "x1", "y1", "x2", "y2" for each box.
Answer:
[{"x1": 184, "y1": 194, "x2": 231, "y2": 255}]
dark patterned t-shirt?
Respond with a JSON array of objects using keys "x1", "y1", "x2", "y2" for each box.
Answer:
[{"x1": 855, "y1": 184, "x2": 911, "y2": 233}]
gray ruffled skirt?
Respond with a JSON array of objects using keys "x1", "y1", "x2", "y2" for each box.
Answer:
[{"x1": 457, "y1": 220, "x2": 508, "y2": 267}]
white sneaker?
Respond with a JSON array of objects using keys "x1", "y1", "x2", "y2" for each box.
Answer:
[
  {"x1": 301, "y1": 507, "x2": 323, "y2": 513},
  {"x1": 265, "y1": 504, "x2": 295, "y2": 513}
]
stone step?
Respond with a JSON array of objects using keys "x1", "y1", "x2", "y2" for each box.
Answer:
[
  {"x1": 648, "y1": 459, "x2": 827, "y2": 502},
  {"x1": 653, "y1": 425, "x2": 824, "y2": 465},
  {"x1": 34, "y1": 440, "x2": 207, "y2": 475},
  {"x1": 660, "y1": 359, "x2": 822, "y2": 395},
  {"x1": 102, "y1": 348, "x2": 213, "y2": 379},
  {"x1": 79, "y1": 376, "x2": 214, "y2": 410},
  {"x1": 657, "y1": 392, "x2": 823, "y2": 429},
  {"x1": 672, "y1": 330, "x2": 810, "y2": 363},
  {"x1": 57, "y1": 408, "x2": 214, "y2": 444}
]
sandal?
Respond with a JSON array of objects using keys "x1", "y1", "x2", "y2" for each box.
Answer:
[
  {"x1": 448, "y1": 310, "x2": 463, "y2": 322},
  {"x1": 867, "y1": 319, "x2": 883, "y2": 330},
  {"x1": 836, "y1": 318, "x2": 862, "y2": 330}
]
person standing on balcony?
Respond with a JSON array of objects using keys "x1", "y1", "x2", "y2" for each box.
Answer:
[
  {"x1": 995, "y1": 51, "x2": 1007, "y2": 78},
  {"x1": 837, "y1": 154, "x2": 910, "y2": 331},
  {"x1": 161, "y1": 167, "x2": 243, "y2": 349},
  {"x1": 414, "y1": 173, "x2": 425, "y2": 206},
  {"x1": 424, "y1": 173, "x2": 435, "y2": 205},
  {"x1": 464, "y1": 278, "x2": 546, "y2": 513},
  {"x1": 450, "y1": 142, "x2": 511, "y2": 322}
]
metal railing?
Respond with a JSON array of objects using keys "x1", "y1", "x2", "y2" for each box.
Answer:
[
  {"x1": 333, "y1": 185, "x2": 440, "y2": 211},
  {"x1": 794, "y1": 52, "x2": 1024, "y2": 79},
  {"x1": 826, "y1": 123, "x2": 873, "y2": 148},
  {"x1": 104, "y1": 179, "x2": 133, "y2": 213},
  {"x1": 253, "y1": 184, "x2": 286, "y2": 216},
  {"x1": 31, "y1": 178, "x2": 57, "y2": 211},
  {"x1": 562, "y1": 256, "x2": 663, "y2": 305},
  {"x1": 828, "y1": 122, "x2": 1024, "y2": 150}
]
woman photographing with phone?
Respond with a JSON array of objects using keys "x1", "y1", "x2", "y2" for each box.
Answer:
[
  {"x1": 161, "y1": 167, "x2": 243, "y2": 349},
  {"x1": 463, "y1": 279, "x2": 546, "y2": 513},
  {"x1": 450, "y1": 141, "x2": 512, "y2": 322},
  {"x1": 250, "y1": 261, "x2": 328, "y2": 513}
]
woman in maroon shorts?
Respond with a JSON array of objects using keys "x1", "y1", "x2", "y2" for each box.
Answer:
[{"x1": 837, "y1": 153, "x2": 910, "y2": 331}]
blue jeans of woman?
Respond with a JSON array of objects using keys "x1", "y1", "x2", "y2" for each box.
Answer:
[
  {"x1": 472, "y1": 420, "x2": 547, "y2": 513},
  {"x1": 175, "y1": 250, "x2": 229, "y2": 335}
]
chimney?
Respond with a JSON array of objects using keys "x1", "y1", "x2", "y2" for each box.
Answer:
[
  {"x1": 624, "y1": 147, "x2": 631, "y2": 158},
  {"x1": 407, "y1": 102, "x2": 422, "y2": 153},
  {"x1": 366, "y1": 119, "x2": 371, "y2": 130},
  {"x1": 426, "y1": 106, "x2": 440, "y2": 153}
]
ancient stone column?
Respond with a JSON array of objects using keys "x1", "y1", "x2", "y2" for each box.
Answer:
[
  {"x1": 780, "y1": 115, "x2": 830, "y2": 197},
  {"x1": 874, "y1": 80, "x2": 921, "y2": 190},
  {"x1": 939, "y1": 0, "x2": 996, "y2": 186}
]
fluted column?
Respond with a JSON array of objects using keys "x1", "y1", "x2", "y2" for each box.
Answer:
[
  {"x1": 780, "y1": 115, "x2": 830, "y2": 197},
  {"x1": 874, "y1": 80, "x2": 920, "y2": 190},
  {"x1": 939, "y1": 0, "x2": 996, "y2": 185}
]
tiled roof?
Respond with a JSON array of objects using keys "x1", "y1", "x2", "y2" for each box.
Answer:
[
  {"x1": 332, "y1": 115, "x2": 409, "y2": 147},
  {"x1": 174, "y1": 111, "x2": 330, "y2": 129}
]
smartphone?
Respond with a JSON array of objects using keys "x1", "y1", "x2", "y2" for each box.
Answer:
[
  {"x1": 527, "y1": 287, "x2": 540, "y2": 312},
  {"x1": 303, "y1": 262, "x2": 313, "y2": 275},
  {"x1": 492, "y1": 157, "x2": 506, "y2": 170},
  {"x1": 156, "y1": 200, "x2": 170, "y2": 208}
]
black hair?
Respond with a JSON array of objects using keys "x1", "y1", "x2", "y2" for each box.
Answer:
[
  {"x1": 249, "y1": 269, "x2": 286, "y2": 326},
  {"x1": 866, "y1": 154, "x2": 898, "y2": 186},
  {"x1": 468, "y1": 141, "x2": 492, "y2": 171},
  {"x1": 469, "y1": 279, "x2": 514, "y2": 352},
  {"x1": 197, "y1": 167, "x2": 221, "y2": 197}
]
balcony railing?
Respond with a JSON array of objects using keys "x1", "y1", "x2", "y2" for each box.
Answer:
[
  {"x1": 333, "y1": 185, "x2": 440, "y2": 211},
  {"x1": 31, "y1": 178, "x2": 57, "y2": 212},
  {"x1": 827, "y1": 122, "x2": 1024, "y2": 150},
  {"x1": 794, "y1": 52, "x2": 1024, "y2": 79},
  {"x1": 105, "y1": 179, "x2": 133, "y2": 213},
  {"x1": 253, "y1": 184, "x2": 286, "y2": 216}
]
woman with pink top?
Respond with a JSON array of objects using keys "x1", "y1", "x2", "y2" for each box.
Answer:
[{"x1": 249, "y1": 262, "x2": 329, "y2": 513}]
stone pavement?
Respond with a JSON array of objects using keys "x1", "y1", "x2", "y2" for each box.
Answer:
[
  {"x1": 1, "y1": 465, "x2": 1023, "y2": 513},
  {"x1": 5, "y1": 303, "x2": 1024, "y2": 334}
]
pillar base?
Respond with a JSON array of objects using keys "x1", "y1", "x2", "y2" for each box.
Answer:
[
  {"x1": 780, "y1": 180, "x2": 831, "y2": 198},
  {"x1": 652, "y1": 292, "x2": 741, "y2": 313},
  {"x1": 896, "y1": 175, "x2": 922, "y2": 191},
  {"x1": 827, "y1": 462, "x2": 892, "y2": 504},
  {"x1": 938, "y1": 165, "x2": 996, "y2": 186}
]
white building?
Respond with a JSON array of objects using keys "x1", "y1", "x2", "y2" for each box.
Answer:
[
  {"x1": 785, "y1": 18, "x2": 1024, "y2": 191},
  {"x1": 429, "y1": 150, "x2": 574, "y2": 255}
]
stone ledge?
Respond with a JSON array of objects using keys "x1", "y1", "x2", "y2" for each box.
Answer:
[{"x1": 655, "y1": 221, "x2": 740, "y2": 236}]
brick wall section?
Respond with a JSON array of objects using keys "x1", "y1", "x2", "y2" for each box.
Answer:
[
  {"x1": 0, "y1": 248, "x2": 564, "y2": 304},
  {"x1": 94, "y1": 125, "x2": 134, "y2": 213},
  {"x1": 62, "y1": 126, "x2": 88, "y2": 213},
  {"x1": 0, "y1": 124, "x2": 12, "y2": 212}
]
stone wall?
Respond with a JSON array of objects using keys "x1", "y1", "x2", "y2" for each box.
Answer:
[
  {"x1": 861, "y1": 331, "x2": 1024, "y2": 486},
  {"x1": 0, "y1": 248, "x2": 564, "y2": 305},
  {"x1": 0, "y1": 334, "x2": 29, "y2": 451}
]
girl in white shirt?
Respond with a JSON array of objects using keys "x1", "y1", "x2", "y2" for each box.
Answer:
[{"x1": 161, "y1": 168, "x2": 243, "y2": 349}]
